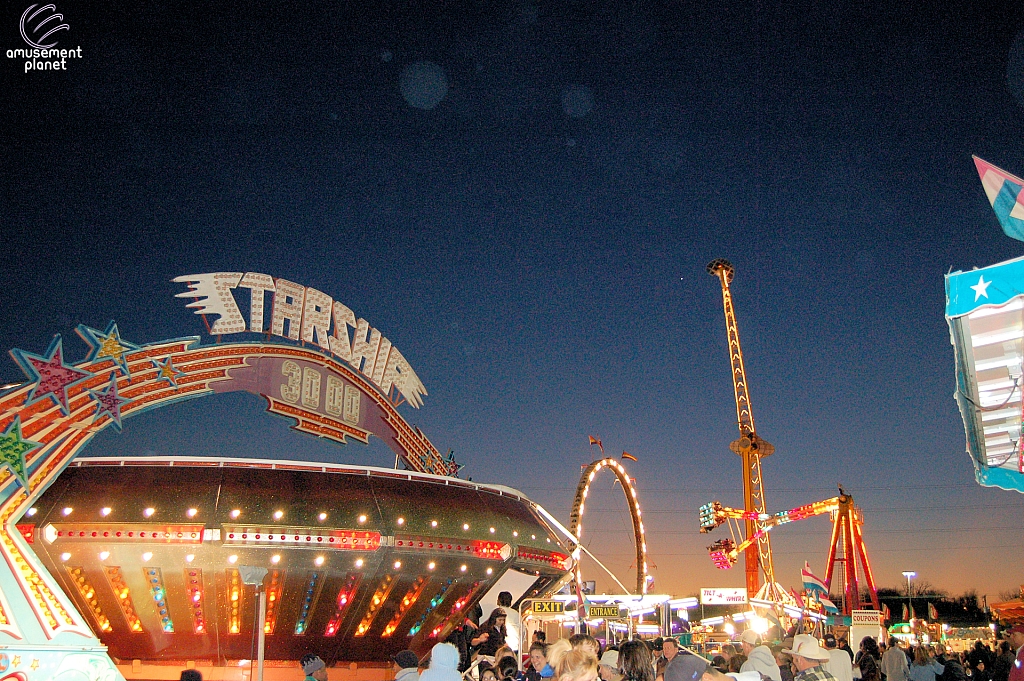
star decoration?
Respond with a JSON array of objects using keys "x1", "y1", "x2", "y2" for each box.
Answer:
[
  {"x1": 10, "y1": 336, "x2": 93, "y2": 415},
  {"x1": 89, "y1": 373, "x2": 130, "y2": 432},
  {"x1": 29, "y1": 658, "x2": 39, "y2": 670},
  {"x1": 11, "y1": 655, "x2": 20, "y2": 667},
  {"x1": 971, "y1": 275, "x2": 992, "y2": 301},
  {"x1": 76, "y1": 322, "x2": 139, "y2": 376},
  {"x1": 0, "y1": 418, "x2": 36, "y2": 489},
  {"x1": 152, "y1": 356, "x2": 184, "y2": 388}
]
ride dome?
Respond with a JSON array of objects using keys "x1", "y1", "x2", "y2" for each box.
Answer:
[{"x1": 0, "y1": 272, "x2": 570, "y2": 680}]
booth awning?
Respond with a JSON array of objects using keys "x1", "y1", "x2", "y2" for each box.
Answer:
[{"x1": 945, "y1": 256, "x2": 1024, "y2": 494}]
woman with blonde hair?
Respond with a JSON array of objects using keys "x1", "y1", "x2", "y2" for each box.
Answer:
[
  {"x1": 547, "y1": 639, "x2": 574, "y2": 674},
  {"x1": 556, "y1": 648, "x2": 599, "y2": 681}
]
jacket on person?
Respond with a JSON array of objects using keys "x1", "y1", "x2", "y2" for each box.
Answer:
[
  {"x1": 881, "y1": 648, "x2": 910, "y2": 681},
  {"x1": 397, "y1": 667, "x2": 420, "y2": 681},
  {"x1": 741, "y1": 646, "x2": 783, "y2": 681}
]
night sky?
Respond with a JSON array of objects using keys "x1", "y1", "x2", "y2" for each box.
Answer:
[{"x1": 4, "y1": 0, "x2": 1024, "y2": 601}]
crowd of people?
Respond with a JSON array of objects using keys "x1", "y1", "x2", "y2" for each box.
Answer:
[{"x1": 171, "y1": 607, "x2": 1024, "y2": 681}]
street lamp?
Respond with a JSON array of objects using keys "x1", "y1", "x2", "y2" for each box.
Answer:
[{"x1": 902, "y1": 571, "x2": 916, "y2": 622}]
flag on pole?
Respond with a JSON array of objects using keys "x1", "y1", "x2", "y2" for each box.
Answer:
[
  {"x1": 882, "y1": 604, "x2": 891, "y2": 622},
  {"x1": 621, "y1": 451, "x2": 638, "y2": 462},
  {"x1": 589, "y1": 436, "x2": 601, "y2": 446},
  {"x1": 902, "y1": 603, "x2": 908, "y2": 621},
  {"x1": 790, "y1": 589, "x2": 805, "y2": 608},
  {"x1": 818, "y1": 595, "x2": 840, "y2": 614},
  {"x1": 801, "y1": 562, "x2": 828, "y2": 594},
  {"x1": 928, "y1": 602, "x2": 938, "y2": 620},
  {"x1": 974, "y1": 156, "x2": 1024, "y2": 242}
]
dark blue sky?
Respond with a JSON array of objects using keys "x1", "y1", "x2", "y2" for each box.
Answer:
[{"x1": 3, "y1": 0, "x2": 1024, "y2": 598}]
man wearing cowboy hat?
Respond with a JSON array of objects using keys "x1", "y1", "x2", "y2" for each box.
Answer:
[
  {"x1": 782, "y1": 634, "x2": 837, "y2": 681},
  {"x1": 1004, "y1": 624, "x2": 1024, "y2": 681}
]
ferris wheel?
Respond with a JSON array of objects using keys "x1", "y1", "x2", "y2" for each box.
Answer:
[{"x1": 567, "y1": 444, "x2": 649, "y2": 596}]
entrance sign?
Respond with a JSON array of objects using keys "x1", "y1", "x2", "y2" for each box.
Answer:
[
  {"x1": 588, "y1": 605, "x2": 624, "y2": 618},
  {"x1": 701, "y1": 588, "x2": 747, "y2": 605}
]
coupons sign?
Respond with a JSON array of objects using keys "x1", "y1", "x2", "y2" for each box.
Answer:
[{"x1": 700, "y1": 588, "x2": 748, "y2": 605}]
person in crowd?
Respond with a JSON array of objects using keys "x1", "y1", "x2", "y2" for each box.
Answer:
[
  {"x1": 394, "y1": 650, "x2": 421, "y2": 681},
  {"x1": 657, "y1": 656, "x2": 670, "y2": 681},
  {"x1": 522, "y1": 643, "x2": 550, "y2": 681},
  {"x1": 782, "y1": 635, "x2": 837, "y2": 681},
  {"x1": 499, "y1": 592, "x2": 522, "y2": 655},
  {"x1": 663, "y1": 639, "x2": 681, "y2": 664},
  {"x1": 599, "y1": 650, "x2": 623, "y2": 681},
  {"x1": 483, "y1": 669, "x2": 500, "y2": 681},
  {"x1": 546, "y1": 639, "x2": 574, "y2": 679},
  {"x1": 301, "y1": 654, "x2": 329, "y2": 681},
  {"x1": 711, "y1": 657, "x2": 728, "y2": 674},
  {"x1": 478, "y1": 608, "x2": 509, "y2": 657},
  {"x1": 180, "y1": 671, "x2": 202, "y2": 681},
  {"x1": 665, "y1": 647, "x2": 710, "y2": 681},
  {"x1": 909, "y1": 646, "x2": 945, "y2": 681},
  {"x1": 556, "y1": 648, "x2": 599, "y2": 681},
  {"x1": 570, "y1": 634, "x2": 600, "y2": 657},
  {"x1": 728, "y1": 656, "x2": 746, "y2": 674},
  {"x1": 858, "y1": 656, "x2": 881, "y2": 681},
  {"x1": 447, "y1": 604, "x2": 486, "y2": 672},
  {"x1": 991, "y1": 642, "x2": 1015, "y2": 681},
  {"x1": 1003, "y1": 625, "x2": 1024, "y2": 681},
  {"x1": 882, "y1": 640, "x2": 910, "y2": 681},
  {"x1": 969, "y1": 643, "x2": 991, "y2": 674},
  {"x1": 937, "y1": 645, "x2": 967, "y2": 681},
  {"x1": 494, "y1": 646, "x2": 516, "y2": 665},
  {"x1": 838, "y1": 640, "x2": 855, "y2": 665},
  {"x1": 721, "y1": 646, "x2": 738, "y2": 666},
  {"x1": 857, "y1": 638, "x2": 881, "y2": 666},
  {"x1": 420, "y1": 643, "x2": 463, "y2": 681},
  {"x1": 772, "y1": 647, "x2": 794, "y2": 681},
  {"x1": 974, "y1": 659, "x2": 991, "y2": 681},
  {"x1": 619, "y1": 640, "x2": 655, "y2": 681},
  {"x1": 823, "y1": 634, "x2": 853, "y2": 681},
  {"x1": 499, "y1": 657, "x2": 521, "y2": 681},
  {"x1": 534, "y1": 632, "x2": 548, "y2": 644},
  {"x1": 740, "y1": 630, "x2": 782, "y2": 681}
]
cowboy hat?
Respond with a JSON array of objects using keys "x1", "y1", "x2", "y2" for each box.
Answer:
[{"x1": 782, "y1": 634, "x2": 831, "y2": 661}]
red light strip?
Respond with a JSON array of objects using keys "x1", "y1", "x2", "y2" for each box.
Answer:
[
  {"x1": 223, "y1": 526, "x2": 381, "y2": 550},
  {"x1": 51, "y1": 524, "x2": 205, "y2": 543},
  {"x1": 515, "y1": 548, "x2": 569, "y2": 569},
  {"x1": 324, "y1": 573, "x2": 361, "y2": 637},
  {"x1": 393, "y1": 536, "x2": 508, "y2": 561}
]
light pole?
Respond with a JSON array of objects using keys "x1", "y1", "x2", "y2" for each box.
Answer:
[{"x1": 902, "y1": 571, "x2": 916, "y2": 622}]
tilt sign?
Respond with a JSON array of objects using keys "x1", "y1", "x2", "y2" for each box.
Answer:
[{"x1": 174, "y1": 273, "x2": 427, "y2": 408}]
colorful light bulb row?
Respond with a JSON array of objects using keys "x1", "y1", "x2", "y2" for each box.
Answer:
[
  {"x1": 104, "y1": 566, "x2": 142, "y2": 632},
  {"x1": 2, "y1": 500, "x2": 75, "y2": 630},
  {"x1": 227, "y1": 569, "x2": 242, "y2": 634},
  {"x1": 185, "y1": 567, "x2": 206, "y2": 634},
  {"x1": 354, "y1": 574, "x2": 396, "y2": 637},
  {"x1": 293, "y1": 571, "x2": 323, "y2": 635},
  {"x1": 324, "y1": 573, "x2": 361, "y2": 637},
  {"x1": 263, "y1": 569, "x2": 283, "y2": 635},
  {"x1": 408, "y1": 578, "x2": 454, "y2": 637},
  {"x1": 66, "y1": 566, "x2": 112, "y2": 632},
  {"x1": 145, "y1": 567, "x2": 174, "y2": 632},
  {"x1": 382, "y1": 576, "x2": 429, "y2": 637},
  {"x1": 430, "y1": 581, "x2": 484, "y2": 639}
]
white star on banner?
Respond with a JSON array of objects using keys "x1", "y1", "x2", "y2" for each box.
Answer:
[{"x1": 971, "y1": 275, "x2": 992, "y2": 301}]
